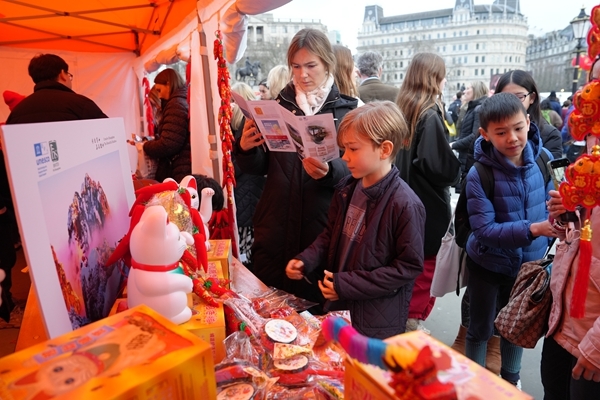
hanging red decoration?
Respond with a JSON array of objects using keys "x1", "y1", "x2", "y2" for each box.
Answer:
[
  {"x1": 142, "y1": 77, "x2": 155, "y2": 137},
  {"x1": 214, "y1": 28, "x2": 239, "y2": 258}
]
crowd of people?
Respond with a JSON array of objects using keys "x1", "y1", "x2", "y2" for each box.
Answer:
[{"x1": 2, "y1": 27, "x2": 599, "y2": 397}]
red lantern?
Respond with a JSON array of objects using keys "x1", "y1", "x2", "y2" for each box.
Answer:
[{"x1": 572, "y1": 54, "x2": 594, "y2": 71}]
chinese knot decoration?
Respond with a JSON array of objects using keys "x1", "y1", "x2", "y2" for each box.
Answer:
[{"x1": 213, "y1": 29, "x2": 239, "y2": 258}]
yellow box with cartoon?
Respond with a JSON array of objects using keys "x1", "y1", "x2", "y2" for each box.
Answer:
[
  {"x1": 344, "y1": 330, "x2": 533, "y2": 400},
  {"x1": 0, "y1": 305, "x2": 216, "y2": 400}
]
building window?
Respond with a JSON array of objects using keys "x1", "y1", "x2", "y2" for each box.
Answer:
[
  {"x1": 400, "y1": 61, "x2": 403, "y2": 67},
  {"x1": 465, "y1": 44, "x2": 468, "y2": 50},
  {"x1": 395, "y1": 73, "x2": 398, "y2": 79},
  {"x1": 477, "y1": 30, "x2": 480, "y2": 34},
  {"x1": 457, "y1": 70, "x2": 461, "y2": 76},
  {"x1": 437, "y1": 33, "x2": 440, "y2": 38},
  {"x1": 443, "y1": 32, "x2": 446, "y2": 38},
  {"x1": 453, "y1": 32, "x2": 456, "y2": 37},
  {"x1": 496, "y1": 68, "x2": 499, "y2": 74},
  {"x1": 394, "y1": 50, "x2": 398, "y2": 56},
  {"x1": 459, "y1": 44, "x2": 462, "y2": 50},
  {"x1": 476, "y1": 43, "x2": 479, "y2": 50},
  {"x1": 453, "y1": 45, "x2": 456, "y2": 51},
  {"x1": 463, "y1": 56, "x2": 467, "y2": 63},
  {"x1": 490, "y1": 68, "x2": 494, "y2": 75},
  {"x1": 400, "y1": 73, "x2": 404, "y2": 79},
  {"x1": 482, "y1": 56, "x2": 485, "y2": 62},
  {"x1": 475, "y1": 69, "x2": 478, "y2": 76},
  {"x1": 475, "y1": 56, "x2": 479, "y2": 62}
]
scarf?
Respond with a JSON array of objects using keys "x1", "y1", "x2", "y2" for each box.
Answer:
[{"x1": 295, "y1": 74, "x2": 334, "y2": 116}]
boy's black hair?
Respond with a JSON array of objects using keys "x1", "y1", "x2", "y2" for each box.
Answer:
[
  {"x1": 192, "y1": 175, "x2": 225, "y2": 212},
  {"x1": 28, "y1": 54, "x2": 69, "y2": 84},
  {"x1": 478, "y1": 92, "x2": 528, "y2": 131}
]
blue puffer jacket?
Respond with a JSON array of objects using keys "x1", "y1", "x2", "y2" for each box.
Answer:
[{"x1": 465, "y1": 122, "x2": 553, "y2": 277}]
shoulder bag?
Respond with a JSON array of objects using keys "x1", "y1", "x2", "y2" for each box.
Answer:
[
  {"x1": 431, "y1": 210, "x2": 468, "y2": 297},
  {"x1": 494, "y1": 239, "x2": 556, "y2": 349}
]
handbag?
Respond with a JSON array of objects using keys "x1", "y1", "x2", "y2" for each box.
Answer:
[
  {"x1": 494, "y1": 239, "x2": 556, "y2": 349},
  {"x1": 431, "y1": 210, "x2": 468, "y2": 297}
]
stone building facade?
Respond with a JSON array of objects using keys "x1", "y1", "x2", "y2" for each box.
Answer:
[{"x1": 356, "y1": 0, "x2": 528, "y2": 99}]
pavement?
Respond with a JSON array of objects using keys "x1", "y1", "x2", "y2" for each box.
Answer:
[{"x1": 0, "y1": 192, "x2": 545, "y2": 399}]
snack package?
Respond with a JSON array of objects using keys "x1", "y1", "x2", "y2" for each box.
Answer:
[{"x1": 250, "y1": 288, "x2": 318, "y2": 318}]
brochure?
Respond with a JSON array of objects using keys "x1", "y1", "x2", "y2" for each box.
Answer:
[{"x1": 231, "y1": 92, "x2": 340, "y2": 162}]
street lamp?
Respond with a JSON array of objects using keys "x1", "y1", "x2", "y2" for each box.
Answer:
[{"x1": 570, "y1": 7, "x2": 591, "y2": 94}]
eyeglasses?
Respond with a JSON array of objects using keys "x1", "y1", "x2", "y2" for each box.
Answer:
[
  {"x1": 513, "y1": 92, "x2": 531, "y2": 101},
  {"x1": 67, "y1": 72, "x2": 73, "y2": 81}
]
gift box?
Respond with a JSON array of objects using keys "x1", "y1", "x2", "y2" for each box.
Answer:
[
  {"x1": 0, "y1": 305, "x2": 216, "y2": 400},
  {"x1": 344, "y1": 330, "x2": 533, "y2": 400},
  {"x1": 181, "y1": 260, "x2": 226, "y2": 363},
  {"x1": 207, "y1": 239, "x2": 232, "y2": 281}
]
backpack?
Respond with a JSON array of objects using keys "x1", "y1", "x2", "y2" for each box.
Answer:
[
  {"x1": 454, "y1": 150, "x2": 551, "y2": 248},
  {"x1": 541, "y1": 109, "x2": 552, "y2": 125}
]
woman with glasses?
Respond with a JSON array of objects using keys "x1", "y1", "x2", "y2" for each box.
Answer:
[{"x1": 494, "y1": 70, "x2": 563, "y2": 159}]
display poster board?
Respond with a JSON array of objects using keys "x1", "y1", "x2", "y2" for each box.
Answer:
[{"x1": 0, "y1": 118, "x2": 135, "y2": 338}]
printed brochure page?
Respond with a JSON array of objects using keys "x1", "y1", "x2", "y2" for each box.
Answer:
[{"x1": 231, "y1": 92, "x2": 339, "y2": 162}]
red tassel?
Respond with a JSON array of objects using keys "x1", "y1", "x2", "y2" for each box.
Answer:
[{"x1": 571, "y1": 219, "x2": 592, "y2": 319}]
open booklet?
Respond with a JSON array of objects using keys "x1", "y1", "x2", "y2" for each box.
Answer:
[{"x1": 231, "y1": 91, "x2": 340, "y2": 162}]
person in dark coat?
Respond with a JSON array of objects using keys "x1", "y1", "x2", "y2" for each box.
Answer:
[
  {"x1": 395, "y1": 52, "x2": 461, "y2": 332},
  {"x1": 234, "y1": 29, "x2": 357, "y2": 308},
  {"x1": 143, "y1": 68, "x2": 191, "y2": 182},
  {"x1": 547, "y1": 91, "x2": 562, "y2": 116},
  {"x1": 230, "y1": 82, "x2": 265, "y2": 268},
  {"x1": 286, "y1": 102, "x2": 425, "y2": 338},
  {"x1": 495, "y1": 70, "x2": 563, "y2": 159},
  {"x1": 450, "y1": 81, "x2": 488, "y2": 186},
  {"x1": 3, "y1": 54, "x2": 107, "y2": 315},
  {"x1": 7, "y1": 54, "x2": 107, "y2": 124}
]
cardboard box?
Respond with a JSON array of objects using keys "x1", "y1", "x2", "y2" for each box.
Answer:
[
  {"x1": 0, "y1": 305, "x2": 216, "y2": 400},
  {"x1": 181, "y1": 260, "x2": 226, "y2": 364},
  {"x1": 344, "y1": 331, "x2": 533, "y2": 400},
  {"x1": 207, "y1": 239, "x2": 232, "y2": 281}
]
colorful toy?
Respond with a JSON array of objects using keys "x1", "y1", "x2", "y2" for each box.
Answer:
[
  {"x1": 127, "y1": 205, "x2": 193, "y2": 324},
  {"x1": 321, "y1": 317, "x2": 457, "y2": 400}
]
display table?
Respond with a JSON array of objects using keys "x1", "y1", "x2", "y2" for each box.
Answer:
[{"x1": 14, "y1": 256, "x2": 260, "y2": 353}]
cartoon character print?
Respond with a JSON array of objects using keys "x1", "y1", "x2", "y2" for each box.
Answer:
[
  {"x1": 8, "y1": 312, "x2": 192, "y2": 400},
  {"x1": 127, "y1": 205, "x2": 194, "y2": 324}
]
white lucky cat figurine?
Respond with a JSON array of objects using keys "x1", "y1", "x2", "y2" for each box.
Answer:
[
  {"x1": 168, "y1": 175, "x2": 214, "y2": 251},
  {"x1": 127, "y1": 205, "x2": 193, "y2": 324}
]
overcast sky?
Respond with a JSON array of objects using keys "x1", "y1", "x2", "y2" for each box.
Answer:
[{"x1": 271, "y1": 1, "x2": 600, "y2": 52}]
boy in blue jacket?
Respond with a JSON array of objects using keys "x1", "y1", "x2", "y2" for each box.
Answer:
[
  {"x1": 285, "y1": 101, "x2": 426, "y2": 339},
  {"x1": 464, "y1": 92, "x2": 558, "y2": 387}
]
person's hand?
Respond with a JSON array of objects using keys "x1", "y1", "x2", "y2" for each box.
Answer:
[
  {"x1": 546, "y1": 190, "x2": 568, "y2": 221},
  {"x1": 239, "y1": 119, "x2": 264, "y2": 151},
  {"x1": 572, "y1": 353, "x2": 600, "y2": 382},
  {"x1": 302, "y1": 157, "x2": 329, "y2": 180},
  {"x1": 286, "y1": 259, "x2": 304, "y2": 280},
  {"x1": 530, "y1": 220, "x2": 558, "y2": 238},
  {"x1": 318, "y1": 270, "x2": 339, "y2": 301}
]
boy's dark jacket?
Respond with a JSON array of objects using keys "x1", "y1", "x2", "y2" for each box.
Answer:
[
  {"x1": 465, "y1": 122, "x2": 553, "y2": 277},
  {"x1": 297, "y1": 165, "x2": 426, "y2": 339}
]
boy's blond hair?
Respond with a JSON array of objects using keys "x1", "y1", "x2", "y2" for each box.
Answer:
[{"x1": 337, "y1": 101, "x2": 409, "y2": 158}]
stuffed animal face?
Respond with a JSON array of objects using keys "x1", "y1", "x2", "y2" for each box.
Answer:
[{"x1": 129, "y1": 205, "x2": 192, "y2": 267}]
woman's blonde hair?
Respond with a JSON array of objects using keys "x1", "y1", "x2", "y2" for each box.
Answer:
[
  {"x1": 337, "y1": 101, "x2": 409, "y2": 159},
  {"x1": 287, "y1": 29, "x2": 336, "y2": 81},
  {"x1": 154, "y1": 68, "x2": 185, "y2": 97},
  {"x1": 267, "y1": 65, "x2": 290, "y2": 99},
  {"x1": 332, "y1": 45, "x2": 358, "y2": 98},
  {"x1": 231, "y1": 82, "x2": 255, "y2": 130},
  {"x1": 396, "y1": 52, "x2": 446, "y2": 145},
  {"x1": 470, "y1": 81, "x2": 489, "y2": 101}
]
